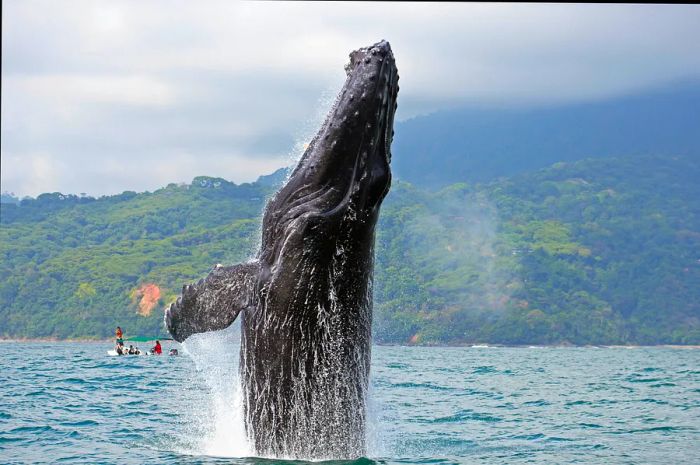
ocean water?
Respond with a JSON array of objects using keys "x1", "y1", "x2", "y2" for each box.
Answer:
[{"x1": 1, "y1": 337, "x2": 699, "y2": 464}]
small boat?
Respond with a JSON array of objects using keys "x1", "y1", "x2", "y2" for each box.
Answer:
[{"x1": 107, "y1": 349, "x2": 145, "y2": 356}]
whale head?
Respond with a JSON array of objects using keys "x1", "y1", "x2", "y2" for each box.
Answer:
[{"x1": 260, "y1": 40, "x2": 399, "y2": 270}]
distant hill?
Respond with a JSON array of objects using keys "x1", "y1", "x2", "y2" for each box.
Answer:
[
  {"x1": 392, "y1": 80, "x2": 700, "y2": 188},
  {"x1": 1, "y1": 192, "x2": 21, "y2": 205},
  {"x1": 1, "y1": 154, "x2": 698, "y2": 344}
]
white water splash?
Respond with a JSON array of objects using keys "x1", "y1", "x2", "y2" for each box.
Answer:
[
  {"x1": 365, "y1": 376, "x2": 388, "y2": 458},
  {"x1": 179, "y1": 323, "x2": 252, "y2": 458}
]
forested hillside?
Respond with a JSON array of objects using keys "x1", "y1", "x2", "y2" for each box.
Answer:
[{"x1": 1, "y1": 155, "x2": 699, "y2": 344}]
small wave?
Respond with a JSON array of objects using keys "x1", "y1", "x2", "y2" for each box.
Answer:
[
  {"x1": 61, "y1": 377, "x2": 87, "y2": 384},
  {"x1": 10, "y1": 425, "x2": 56, "y2": 434},
  {"x1": 60, "y1": 420, "x2": 99, "y2": 427},
  {"x1": 432, "y1": 410, "x2": 502, "y2": 423},
  {"x1": 625, "y1": 374, "x2": 666, "y2": 383},
  {"x1": 607, "y1": 426, "x2": 687, "y2": 434},
  {"x1": 546, "y1": 436, "x2": 575, "y2": 442},
  {"x1": 639, "y1": 398, "x2": 669, "y2": 405},
  {"x1": 387, "y1": 363, "x2": 409, "y2": 369},
  {"x1": 456, "y1": 388, "x2": 504, "y2": 400},
  {"x1": 0, "y1": 435, "x2": 24, "y2": 443},
  {"x1": 522, "y1": 399, "x2": 550, "y2": 407},
  {"x1": 123, "y1": 399, "x2": 146, "y2": 406},
  {"x1": 23, "y1": 389, "x2": 49, "y2": 397},
  {"x1": 509, "y1": 433, "x2": 545, "y2": 441},
  {"x1": 472, "y1": 366, "x2": 497, "y2": 375},
  {"x1": 579, "y1": 423, "x2": 603, "y2": 429},
  {"x1": 54, "y1": 455, "x2": 92, "y2": 463},
  {"x1": 565, "y1": 400, "x2": 592, "y2": 406},
  {"x1": 392, "y1": 382, "x2": 452, "y2": 391}
]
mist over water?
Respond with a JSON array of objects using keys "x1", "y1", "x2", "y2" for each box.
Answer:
[
  {"x1": 406, "y1": 190, "x2": 517, "y2": 314},
  {"x1": 375, "y1": 187, "x2": 521, "y2": 343}
]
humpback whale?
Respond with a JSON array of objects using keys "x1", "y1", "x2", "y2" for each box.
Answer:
[{"x1": 166, "y1": 40, "x2": 399, "y2": 459}]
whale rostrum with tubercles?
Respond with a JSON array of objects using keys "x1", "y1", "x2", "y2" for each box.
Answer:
[{"x1": 166, "y1": 40, "x2": 399, "y2": 460}]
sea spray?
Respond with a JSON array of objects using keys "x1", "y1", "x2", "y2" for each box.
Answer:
[
  {"x1": 366, "y1": 375, "x2": 389, "y2": 458},
  {"x1": 179, "y1": 323, "x2": 252, "y2": 457}
]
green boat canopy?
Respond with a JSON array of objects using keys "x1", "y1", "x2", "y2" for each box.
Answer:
[{"x1": 124, "y1": 336, "x2": 173, "y2": 342}]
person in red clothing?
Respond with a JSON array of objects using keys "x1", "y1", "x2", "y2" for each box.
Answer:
[
  {"x1": 115, "y1": 326, "x2": 124, "y2": 352},
  {"x1": 151, "y1": 340, "x2": 162, "y2": 355}
]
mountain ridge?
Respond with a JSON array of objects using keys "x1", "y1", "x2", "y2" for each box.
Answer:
[{"x1": 392, "y1": 78, "x2": 700, "y2": 188}]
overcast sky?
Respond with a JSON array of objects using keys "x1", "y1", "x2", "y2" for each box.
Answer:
[{"x1": 3, "y1": 2, "x2": 700, "y2": 197}]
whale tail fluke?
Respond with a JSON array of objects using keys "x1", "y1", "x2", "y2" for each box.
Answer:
[{"x1": 165, "y1": 261, "x2": 259, "y2": 342}]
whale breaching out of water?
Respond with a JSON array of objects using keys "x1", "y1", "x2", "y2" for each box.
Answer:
[{"x1": 166, "y1": 40, "x2": 399, "y2": 460}]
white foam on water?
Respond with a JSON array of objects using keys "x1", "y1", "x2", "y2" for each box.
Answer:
[{"x1": 179, "y1": 323, "x2": 252, "y2": 458}]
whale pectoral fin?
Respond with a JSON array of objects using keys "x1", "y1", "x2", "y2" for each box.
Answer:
[{"x1": 165, "y1": 261, "x2": 259, "y2": 342}]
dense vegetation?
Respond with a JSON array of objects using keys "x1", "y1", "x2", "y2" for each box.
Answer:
[
  {"x1": 1, "y1": 155, "x2": 699, "y2": 344},
  {"x1": 375, "y1": 155, "x2": 700, "y2": 344}
]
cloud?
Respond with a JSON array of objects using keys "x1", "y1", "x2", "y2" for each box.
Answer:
[
  {"x1": 12, "y1": 74, "x2": 176, "y2": 107},
  {"x1": 2, "y1": 1, "x2": 699, "y2": 196}
]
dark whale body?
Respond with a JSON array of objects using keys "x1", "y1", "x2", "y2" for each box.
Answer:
[{"x1": 166, "y1": 40, "x2": 398, "y2": 460}]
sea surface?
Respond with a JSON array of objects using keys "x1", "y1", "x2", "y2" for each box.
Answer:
[{"x1": 1, "y1": 336, "x2": 699, "y2": 464}]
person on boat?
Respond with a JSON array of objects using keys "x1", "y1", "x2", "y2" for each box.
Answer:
[
  {"x1": 128, "y1": 345, "x2": 136, "y2": 355},
  {"x1": 116, "y1": 341, "x2": 125, "y2": 355},
  {"x1": 115, "y1": 326, "x2": 124, "y2": 345},
  {"x1": 151, "y1": 340, "x2": 162, "y2": 355}
]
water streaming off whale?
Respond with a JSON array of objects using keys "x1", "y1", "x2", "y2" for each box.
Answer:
[
  {"x1": 179, "y1": 325, "x2": 251, "y2": 458},
  {"x1": 175, "y1": 323, "x2": 387, "y2": 460}
]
